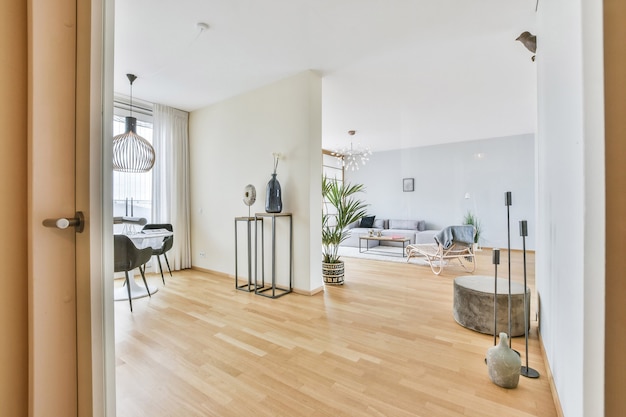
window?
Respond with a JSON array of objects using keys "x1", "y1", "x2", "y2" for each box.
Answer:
[
  {"x1": 113, "y1": 108, "x2": 153, "y2": 232},
  {"x1": 322, "y1": 150, "x2": 344, "y2": 219},
  {"x1": 322, "y1": 150, "x2": 343, "y2": 183}
]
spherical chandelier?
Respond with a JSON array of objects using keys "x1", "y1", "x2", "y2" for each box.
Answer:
[{"x1": 331, "y1": 130, "x2": 372, "y2": 171}]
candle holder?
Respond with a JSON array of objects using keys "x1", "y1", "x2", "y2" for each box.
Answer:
[
  {"x1": 519, "y1": 220, "x2": 540, "y2": 379},
  {"x1": 492, "y1": 248, "x2": 500, "y2": 346},
  {"x1": 505, "y1": 191, "x2": 512, "y2": 348}
]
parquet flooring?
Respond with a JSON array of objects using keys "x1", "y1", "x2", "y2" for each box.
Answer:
[{"x1": 115, "y1": 249, "x2": 556, "y2": 417}]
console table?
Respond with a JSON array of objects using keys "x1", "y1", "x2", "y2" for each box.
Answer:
[{"x1": 254, "y1": 212, "x2": 293, "y2": 298}]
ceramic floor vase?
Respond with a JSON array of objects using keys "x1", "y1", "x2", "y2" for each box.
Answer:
[{"x1": 486, "y1": 332, "x2": 521, "y2": 388}]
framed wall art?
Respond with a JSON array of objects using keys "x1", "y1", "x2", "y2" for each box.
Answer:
[{"x1": 403, "y1": 178, "x2": 414, "y2": 192}]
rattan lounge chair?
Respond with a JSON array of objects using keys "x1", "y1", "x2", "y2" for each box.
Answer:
[{"x1": 405, "y1": 225, "x2": 476, "y2": 275}]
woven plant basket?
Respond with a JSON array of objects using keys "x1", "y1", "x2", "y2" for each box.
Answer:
[{"x1": 322, "y1": 261, "x2": 345, "y2": 285}]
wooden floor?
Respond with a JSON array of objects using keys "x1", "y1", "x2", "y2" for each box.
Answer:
[{"x1": 115, "y1": 250, "x2": 557, "y2": 417}]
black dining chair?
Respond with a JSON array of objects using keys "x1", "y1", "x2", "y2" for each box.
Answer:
[
  {"x1": 142, "y1": 223, "x2": 174, "y2": 285},
  {"x1": 114, "y1": 234, "x2": 153, "y2": 312}
]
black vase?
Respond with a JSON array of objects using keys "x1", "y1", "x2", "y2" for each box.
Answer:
[{"x1": 265, "y1": 173, "x2": 282, "y2": 213}]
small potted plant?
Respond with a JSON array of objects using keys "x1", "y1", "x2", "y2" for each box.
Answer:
[
  {"x1": 322, "y1": 176, "x2": 368, "y2": 284},
  {"x1": 463, "y1": 210, "x2": 482, "y2": 250}
]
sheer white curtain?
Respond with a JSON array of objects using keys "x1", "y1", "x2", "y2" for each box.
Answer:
[{"x1": 152, "y1": 104, "x2": 191, "y2": 269}]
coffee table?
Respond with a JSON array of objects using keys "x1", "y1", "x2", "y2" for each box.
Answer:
[{"x1": 359, "y1": 235, "x2": 411, "y2": 257}]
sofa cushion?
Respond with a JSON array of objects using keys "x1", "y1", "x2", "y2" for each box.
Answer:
[
  {"x1": 360, "y1": 216, "x2": 375, "y2": 228},
  {"x1": 389, "y1": 219, "x2": 417, "y2": 230},
  {"x1": 387, "y1": 219, "x2": 426, "y2": 231},
  {"x1": 373, "y1": 218, "x2": 386, "y2": 229}
]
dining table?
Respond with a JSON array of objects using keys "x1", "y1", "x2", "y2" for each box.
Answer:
[{"x1": 114, "y1": 229, "x2": 174, "y2": 301}]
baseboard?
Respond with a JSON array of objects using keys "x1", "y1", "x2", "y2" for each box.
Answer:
[
  {"x1": 191, "y1": 266, "x2": 232, "y2": 279},
  {"x1": 293, "y1": 286, "x2": 324, "y2": 296},
  {"x1": 539, "y1": 332, "x2": 565, "y2": 417},
  {"x1": 479, "y1": 246, "x2": 536, "y2": 254},
  {"x1": 190, "y1": 266, "x2": 323, "y2": 296}
]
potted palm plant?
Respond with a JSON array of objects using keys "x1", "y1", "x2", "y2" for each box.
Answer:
[{"x1": 322, "y1": 175, "x2": 368, "y2": 284}]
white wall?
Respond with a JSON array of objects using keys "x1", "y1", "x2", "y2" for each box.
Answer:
[
  {"x1": 536, "y1": 0, "x2": 604, "y2": 416},
  {"x1": 345, "y1": 134, "x2": 535, "y2": 250},
  {"x1": 189, "y1": 71, "x2": 323, "y2": 293}
]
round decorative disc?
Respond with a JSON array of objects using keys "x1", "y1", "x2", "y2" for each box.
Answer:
[{"x1": 243, "y1": 184, "x2": 256, "y2": 206}]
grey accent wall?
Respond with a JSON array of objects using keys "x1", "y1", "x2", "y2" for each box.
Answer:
[{"x1": 345, "y1": 134, "x2": 535, "y2": 250}]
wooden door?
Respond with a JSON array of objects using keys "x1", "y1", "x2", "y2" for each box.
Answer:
[{"x1": 28, "y1": 0, "x2": 98, "y2": 415}]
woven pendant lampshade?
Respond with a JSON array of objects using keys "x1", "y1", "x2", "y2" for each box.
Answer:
[{"x1": 113, "y1": 74, "x2": 155, "y2": 173}]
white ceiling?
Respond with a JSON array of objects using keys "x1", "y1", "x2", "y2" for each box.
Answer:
[{"x1": 114, "y1": 0, "x2": 537, "y2": 151}]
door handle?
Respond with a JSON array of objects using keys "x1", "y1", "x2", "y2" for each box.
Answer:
[{"x1": 43, "y1": 211, "x2": 84, "y2": 233}]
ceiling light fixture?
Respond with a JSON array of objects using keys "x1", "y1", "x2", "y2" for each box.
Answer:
[
  {"x1": 331, "y1": 130, "x2": 372, "y2": 171},
  {"x1": 112, "y1": 74, "x2": 155, "y2": 173}
]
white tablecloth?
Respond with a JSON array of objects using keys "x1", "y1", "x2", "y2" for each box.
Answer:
[{"x1": 126, "y1": 229, "x2": 173, "y2": 250}]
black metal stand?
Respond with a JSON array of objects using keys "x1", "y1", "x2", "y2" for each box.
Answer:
[
  {"x1": 485, "y1": 248, "x2": 501, "y2": 365},
  {"x1": 492, "y1": 248, "x2": 500, "y2": 346},
  {"x1": 235, "y1": 217, "x2": 264, "y2": 292},
  {"x1": 519, "y1": 220, "x2": 540, "y2": 378},
  {"x1": 505, "y1": 191, "x2": 512, "y2": 348},
  {"x1": 254, "y1": 213, "x2": 293, "y2": 298}
]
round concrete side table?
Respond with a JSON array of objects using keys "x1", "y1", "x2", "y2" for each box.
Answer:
[{"x1": 453, "y1": 275, "x2": 529, "y2": 337}]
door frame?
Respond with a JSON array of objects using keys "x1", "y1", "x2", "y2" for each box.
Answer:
[
  {"x1": 93, "y1": 0, "x2": 116, "y2": 414},
  {"x1": 76, "y1": 0, "x2": 115, "y2": 414},
  {"x1": 101, "y1": 0, "x2": 116, "y2": 413}
]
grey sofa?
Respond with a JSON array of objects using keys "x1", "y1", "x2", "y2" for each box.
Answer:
[{"x1": 340, "y1": 217, "x2": 439, "y2": 248}]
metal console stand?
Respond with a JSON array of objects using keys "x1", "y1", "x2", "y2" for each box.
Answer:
[
  {"x1": 254, "y1": 212, "x2": 293, "y2": 298},
  {"x1": 235, "y1": 216, "x2": 264, "y2": 292}
]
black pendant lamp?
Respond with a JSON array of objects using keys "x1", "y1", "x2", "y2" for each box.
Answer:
[{"x1": 113, "y1": 74, "x2": 155, "y2": 173}]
